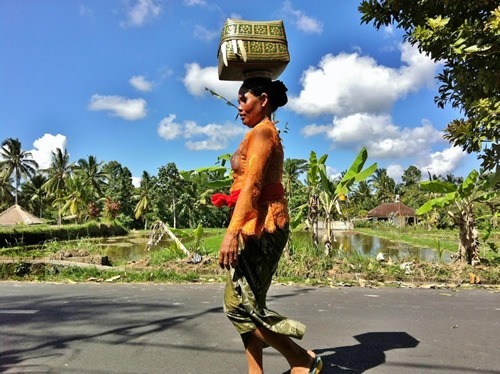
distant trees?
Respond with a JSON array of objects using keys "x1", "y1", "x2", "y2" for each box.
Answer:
[{"x1": 0, "y1": 138, "x2": 38, "y2": 205}]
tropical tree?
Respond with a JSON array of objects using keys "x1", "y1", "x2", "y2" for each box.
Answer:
[
  {"x1": 369, "y1": 168, "x2": 396, "y2": 203},
  {"x1": 0, "y1": 138, "x2": 39, "y2": 205},
  {"x1": 416, "y1": 169, "x2": 498, "y2": 264},
  {"x1": 154, "y1": 163, "x2": 188, "y2": 228},
  {"x1": 73, "y1": 155, "x2": 108, "y2": 199},
  {"x1": 283, "y1": 158, "x2": 308, "y2": 203},
  {"x1": 134, "y1": 171, "x2": 154, "y2": 229},
  {"x1": 359, "y1": 0, "x2": 499, "y2": 172},
  {"x1": 102, "y1": 161, "x2": 135, "y2": 223},
  {"x1": 0, "y1": 169, "x2": 14, "y2": 210},
  {"x1": 20, "y1": 174, "x2": 48, "y2": 218},
  {"x1": 55, "y1": 175, "x2": 92, "y2": 223},
  {"x1": 350, "y1": 180, "x2": 375, "y2": 214},
  {"x1": 42, "y1": 147, "x2": 72, "y2": 225}
]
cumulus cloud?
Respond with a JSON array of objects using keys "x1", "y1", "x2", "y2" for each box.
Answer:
[
  {"x1": 282, "y1": 0, "x2": 323, "y2": 34},
  {"x1": 418, "y1": 146, "x2": 467, "y2": 177},
  {"x1": 304, "y1": 113, "x2": 444, "y2": 160},
  {"x1": 183, "y1": 62, "x2": 241, "y2": 100},
  {"x1": 288, "y1": 42, "x2": 438, "y2": 117},
  {"x1": 88, "y1": 94, "x2": 147, "y2": 120},
  {"x1": 157, "y1": 114, "x2": 246, "y2": 151},
  {"x1": 387, "y1": 164, "x2": 404, "y2": 181},
  {"x1": 129, "y1": 75, "x2": 153, "y2": 92},
  {"x1": 122, "y1": 0, "x2": 161, "y2": 27},
  {"x1": 29, "y1": 134, "x2": 67, "y2": 170}
]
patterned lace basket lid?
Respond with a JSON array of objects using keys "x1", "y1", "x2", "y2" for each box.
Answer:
[{"x1": 217, "y1": 19, "x2": 290, "y2": 81}]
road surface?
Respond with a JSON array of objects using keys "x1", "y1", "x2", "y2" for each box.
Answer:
[{"x1": 1, "y1": 282, "x2": 499, "y2": 373}]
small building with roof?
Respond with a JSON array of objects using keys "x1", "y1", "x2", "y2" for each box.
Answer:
[
  {"x1": 0, "y1": 204, "x2": 45, "y2": 226},
  {"x1": 367, "y1": 202, "x2": 416, "y2": 227}
]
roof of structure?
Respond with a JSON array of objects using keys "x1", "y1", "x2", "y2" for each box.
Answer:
[
  {"x1": 367, "y1": 202, "x2": 416, "y2": 217},
  {"x1": 0, "y1": 204, "x2": 45, "y2": 226}
]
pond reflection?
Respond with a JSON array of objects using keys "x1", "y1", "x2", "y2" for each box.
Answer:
[
  {"x1": 93, "y1": 230, "x2": 449, "y2": 263},
  {"x1": 90, "y1": 233, "x2": 169, "y2": 262},
  {"x1": 294, "y1": 231, "x2": 449, "y2": 262}
]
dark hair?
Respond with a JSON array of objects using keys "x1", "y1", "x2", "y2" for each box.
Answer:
[{"x1": 239, "y1": 77, "x2": 288, "y2": 112}]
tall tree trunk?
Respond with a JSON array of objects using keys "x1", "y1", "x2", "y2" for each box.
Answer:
[
  {"x1": 308, "y1": 195, "x2": 319, "y2": 249},
  {"x1": 456, "y1": 206, "x2": 480, "y2": 265}
]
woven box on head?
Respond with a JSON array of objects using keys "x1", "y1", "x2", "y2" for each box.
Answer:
[{"x1": 217, "y1": 19, "x2": 290, "y2": 81}]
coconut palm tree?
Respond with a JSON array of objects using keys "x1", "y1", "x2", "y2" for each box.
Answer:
[
  {"x1": 134, "y1": 171, "x2": 153, "y2": 229},
  {"x1": 42, "y1": 148, "x2": 72, "y2": 224},
  {"x1": 369, "y1": 168, "x2": 396, "y2": 203},
  {"x1": 0, "y1": 138, "x2": 39, "y2": 205},
  {"x1": 20, "y1": 174, "x2": 48, "y2": 218},
  {"x1": 73, "y1": 155, "x2": 108, "y2": 199},
  {"x1": 283, "y1": 158, "x2": 308, "y2": 201}
]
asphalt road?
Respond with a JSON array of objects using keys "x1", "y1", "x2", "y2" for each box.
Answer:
[{"x1": 0, "y1": 282, "x2": 499, "y2": 374}]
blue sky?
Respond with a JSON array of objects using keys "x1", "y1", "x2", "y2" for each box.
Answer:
[{"x1": 0, "y1": 0, "x2": 480, "y2": 186}]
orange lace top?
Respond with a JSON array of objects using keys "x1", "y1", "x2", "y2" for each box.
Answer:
[{"x1": 227, "y1": 119, "x2": 289, "y2": 237}]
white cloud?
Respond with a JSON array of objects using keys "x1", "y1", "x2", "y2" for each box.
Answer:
[
  {"x1": 288, "y1": 42, "x2": 438, "y2": 117},
  {"x1": 387, "y1": 164, "x2": 404, "y2": 181},
  {"x1": 131, "y1": 176, "x2": 141, "y2": 188},
  {"x1": 282, "y1": 1, "x2": 323, "y2": 34},
  {"x1": 88, "y1": 94, "x2": 147, "y2": 120},
  {"x1": 194, "y1": 25, "x2": 219, "y2": 41},
  {"x1": 183, "y1": 62, "x2": 241, "y2": 100},
  {"x1": 305, "y1": 113, "x2": 444, "y2": 160},
  {"x1": 418, "y1": 146, "x2": 466, "y2": 177},
  {"x1": 122, "y1": 0, "x2": 161, "y2": 27},
  {"x1": 183, "y1": 0, "x2": 206, "y2": 5},
  {"x1": 129, "y1": 75, "x2": 153, "y2": 92},
  {"x1": 157, "y1": 114, "x2": 246, "y2": 151},
  {"x1": 157, "y1": 114, "x2": 182, "y2": 140},
  {"x1": 301, "y1": 123, "x2": 330, "y2": 137},
  {"x1": 30, "y1": 134, "x2": 67, "y2": 170}
]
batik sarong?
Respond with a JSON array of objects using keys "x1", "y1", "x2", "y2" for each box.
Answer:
[{"x1": 223, "y1": 226, "x2": 306, "y2": 340}]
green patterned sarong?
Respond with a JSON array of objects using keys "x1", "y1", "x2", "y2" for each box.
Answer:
[{"x1": 223, "y1": 226, "x2": 306, "y2": 340}]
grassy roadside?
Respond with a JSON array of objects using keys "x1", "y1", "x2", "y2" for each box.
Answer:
[{"x1": 0, "y1": 227, "x2": 499, "y2": 287}]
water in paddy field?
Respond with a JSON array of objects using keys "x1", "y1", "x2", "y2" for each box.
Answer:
[
  {"x1": 292, "y1": 231, "x2": 451, "y2": 262},
  {"x1": 97, "y1": 230, "x2": 449, "y2": 263}
]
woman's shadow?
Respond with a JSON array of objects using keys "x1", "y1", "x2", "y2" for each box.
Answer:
[{"x1": 300, "y1": 331, "x2": 419, "y2": 373}]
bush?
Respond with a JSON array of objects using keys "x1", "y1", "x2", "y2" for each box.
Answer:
[{"x1": 0, "y1": 221, "x2": 128, "y2": 247}]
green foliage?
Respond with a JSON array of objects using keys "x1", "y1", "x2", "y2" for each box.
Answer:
[{"x1": 359, "y1": 0, "x2": 499, "y2": 171}]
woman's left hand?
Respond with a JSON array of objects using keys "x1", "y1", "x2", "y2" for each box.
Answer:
[{"x1": 218, "y1": 231, "x2": 239, "y2": 269}]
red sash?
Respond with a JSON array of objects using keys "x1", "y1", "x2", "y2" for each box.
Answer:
[{"x1": 211, "y1": 182, "x2": 285, "y2": 208}]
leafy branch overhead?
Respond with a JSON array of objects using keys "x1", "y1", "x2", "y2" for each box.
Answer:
[{"x1": 359, "y1": 1, "x2": 499, "y2": 172}]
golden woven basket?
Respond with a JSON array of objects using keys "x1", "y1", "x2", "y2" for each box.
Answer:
[{"x1": 217, "y1": 19, "x2": 290, "y2": 81}]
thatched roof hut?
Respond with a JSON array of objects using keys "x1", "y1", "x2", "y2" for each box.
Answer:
[
  {"x1": 367, "y1": 202, "x2": 416, "y2": 226},
  {"x1": 0, "y1": 204, "x2": 45, "y2": 226}
]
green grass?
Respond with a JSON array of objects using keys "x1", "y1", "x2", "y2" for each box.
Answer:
[{"x1": 1, "y1": 226, "x2": 498, "y2": 286}]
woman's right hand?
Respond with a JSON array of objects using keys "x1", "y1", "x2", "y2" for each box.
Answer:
[{"x1": 218, "y1": 231, "x2": 239, "y2": 270}]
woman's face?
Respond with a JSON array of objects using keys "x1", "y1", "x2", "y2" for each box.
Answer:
[{"x1": 237, "y1": 90, "x2": 266, "y2": 128}]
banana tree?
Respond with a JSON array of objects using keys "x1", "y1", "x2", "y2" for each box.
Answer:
[
  {"x1": 416, "y1": 169, "x2": 498, "y2": 265},
  {"x1": 317, "y1": 147, "x2": 377, "y2": 254},
  {"x1": 293, "y1": 147, "x2": 376, "y2": 254}
]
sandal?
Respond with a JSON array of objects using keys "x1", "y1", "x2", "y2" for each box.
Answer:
[{"x1": 309, "y1": 355, "x2": 323, "y2": 374}]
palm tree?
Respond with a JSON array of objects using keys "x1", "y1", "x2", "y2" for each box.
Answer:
[
  {"x1": 42, "y1": 148, "x2": 72, "y2": 225},
  {"x1": 369, "y1": 168, "x2": 396, "y2": 203},
  {"x1": 20, "y1": 174, "x2": 48, "y2": 218},
  {"x1": 0, "y1": 170, "x2": 15, "y2": 211},
  {"x1": 0, "y1": 138, "x2": 39, "y2": 205},
  {"x1": 134, "y1": 171, "x2": 153, "y2": 229},
  {"x1": 283, "y1": 158, "x2": 308, "y2": 202},
  {"x1": 55, "y1": 175, "x2": 91, "y2": 223},
  {"x1": 73, "y1": 155, "x2": 108, "y2": 199}
]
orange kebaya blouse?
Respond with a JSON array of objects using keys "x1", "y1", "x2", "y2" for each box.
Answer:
[{"x1": 227, "y1": 119, "x2": 289, "y2": 237}]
